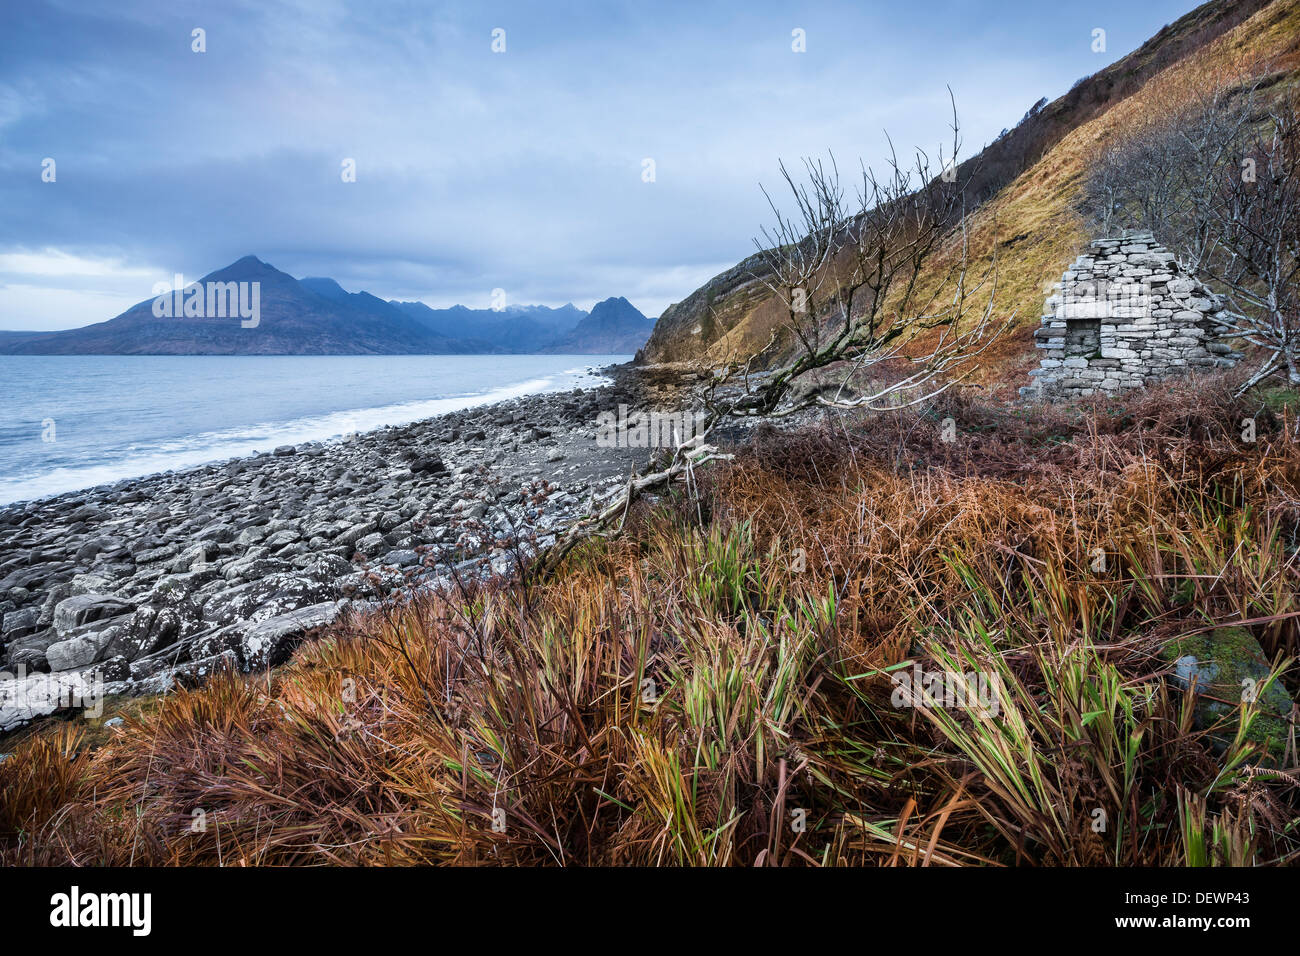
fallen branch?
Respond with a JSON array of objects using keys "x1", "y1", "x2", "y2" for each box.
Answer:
[{"x1": 533, "y1": 437, "x2": 733, "y2": 576}]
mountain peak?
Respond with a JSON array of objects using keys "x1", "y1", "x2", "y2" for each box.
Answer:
[
  {"x1": 0, "y1": 257, "x2": 652, "y2": 355},
  {"x1": 545, "y1": 296, "x2": 652, "y2": 353},
  {"x1": 587, "y1": 297, "x2": 646, "y2": 326},
  {"x1": 201, "y1": 255, "x2": 291, "y2": 284},
  {"x1": 300, "y1": 277, "x2": 349, "y2": 301}
]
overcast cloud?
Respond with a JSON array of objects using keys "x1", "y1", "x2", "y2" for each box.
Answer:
[{"x1": 0, "y1": 0, "x2": 1202, "y2": 330}]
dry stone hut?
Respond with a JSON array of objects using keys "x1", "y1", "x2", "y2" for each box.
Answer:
[{"x1": 1024, "y1": 234, "x2": 1239, "y2": 399}]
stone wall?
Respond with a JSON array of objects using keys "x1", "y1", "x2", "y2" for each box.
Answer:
[{"x1": 1025, "y1": 234, "x2": 1239, "y2": 399}]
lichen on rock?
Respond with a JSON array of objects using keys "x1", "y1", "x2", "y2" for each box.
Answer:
[{"x1": 1160, "y1": 626, "x2": 1294, "y2": 765}]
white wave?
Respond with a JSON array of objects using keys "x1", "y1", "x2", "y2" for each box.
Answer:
[{"x1": 0, "y1": 368, "x2": 609, "y2": 505}]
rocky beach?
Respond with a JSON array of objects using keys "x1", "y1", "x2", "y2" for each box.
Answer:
[
  {"x1": 6, "y1": 0, "x2": 1300, "y2": 882},
  {"x1": 0, "y1": 363, "x2": 693, "y2": 734}
]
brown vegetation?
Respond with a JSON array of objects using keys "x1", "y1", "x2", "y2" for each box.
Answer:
[
  {"x1": 4, "y1": 371, "x2": 1299, "y2": 866},
  {"x1": 643, "y1": 0, "x2": 1300, "y2": 389}
]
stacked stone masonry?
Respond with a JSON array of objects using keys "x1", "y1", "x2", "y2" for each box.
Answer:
[{"x1": 1025, "y1": 234, "x2": 1239, "y2": 399}]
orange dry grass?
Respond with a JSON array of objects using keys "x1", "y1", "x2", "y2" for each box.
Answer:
[
  {"x1": 4, "y1": 374, "x2": 1300, "y2": 866},
  {"x1": 701, "y1": 0, "x2": 1300, "y2": 385}
]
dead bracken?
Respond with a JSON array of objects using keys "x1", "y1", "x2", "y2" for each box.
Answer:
[{"x1": 3, "y1": 371, "x2": 1300, "y2": 866}]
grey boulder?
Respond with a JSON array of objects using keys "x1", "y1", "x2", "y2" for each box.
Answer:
[
  {"x1": 52, "y1": 593, "x2": 134, "y2": 636},
  {"x1": 237, "y1": 601, "x2": 349, "y2": 671}
]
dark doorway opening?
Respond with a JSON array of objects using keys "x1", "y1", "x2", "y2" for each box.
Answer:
[{"x1": 1064, "y1": 318, "x2": 1101, "y2": 360}]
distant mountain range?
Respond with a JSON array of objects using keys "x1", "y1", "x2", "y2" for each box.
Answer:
[
  {"x1": 545, "y1": 297, "x2": 656, "y2": 353},
  {"x1": 0, "y1": 256, "x2": 654, "y2": 355},
  {"x1": 388, "y1": 298, "x2": 588, "y2": 353}
]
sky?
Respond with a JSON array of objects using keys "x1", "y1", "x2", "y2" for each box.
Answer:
[{"x1": 0, "y1": 0, "x2": 1207, "y2": 330}]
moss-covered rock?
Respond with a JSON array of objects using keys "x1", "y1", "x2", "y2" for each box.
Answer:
[{"x1": 1160, "y1": 626, "x2": 1294, "y2": 765}]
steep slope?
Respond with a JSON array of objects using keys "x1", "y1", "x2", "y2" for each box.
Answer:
[
  {"x1": 640, "y1": 0, "x2": 1300, "y2": 377},
  {"x1": 545, "y1": 296, "x2": 655, "y2": 353}
]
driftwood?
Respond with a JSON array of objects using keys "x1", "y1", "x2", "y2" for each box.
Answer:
[{"x1": 533, "y1": 436, "x2": 733, "y2": 575}]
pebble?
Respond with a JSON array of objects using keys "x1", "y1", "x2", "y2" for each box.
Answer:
[{"x1": 0, "y1": 366, "x2": 686, "y2": 734}]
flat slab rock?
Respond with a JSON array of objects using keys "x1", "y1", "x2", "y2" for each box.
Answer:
[
  {"x1": 52, "y1": 593, "x2": 135, "y2": 635},
  {"x1": 238, "y1": 600, "x2": 349, "y2": 671},
  {"x1": 1161, "y1": 626, "x2": 1294, "y2": 765},
  {"x1": 0, "y1": 601, "x2": 352, "y2": 731}
]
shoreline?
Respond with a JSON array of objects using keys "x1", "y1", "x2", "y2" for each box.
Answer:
[
  {"x1": 0, "y1": 361, "x2": 693, "y2": 734},
  {"x1": 0, "y1": 356, "x2": 625, "y2": 510}
]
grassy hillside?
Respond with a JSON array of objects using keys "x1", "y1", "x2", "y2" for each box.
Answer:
[{"x1": 642, "y1": 0, "x2": 1300, "y2": 389}]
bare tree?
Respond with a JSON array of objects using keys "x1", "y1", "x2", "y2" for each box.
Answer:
[
  {"x1": 1207, "y1": 92, "x2": 1300, "y2": 389},
  {"x1": 712, "y1": 97, "x2": 1008, "y2": 420},
  {"x1": 1084, "y1": 71, "x2": 1300, "y2": 392},
  {"x1": 1171, "y1": 79, "x2": 1267, "y2": 273},
  {"x1": 1085, "y1": 75, "x2": 1263, "y2": 268},
  {"x1": 536, "y1": 106, "x2": 1009, "y2": 574}
]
